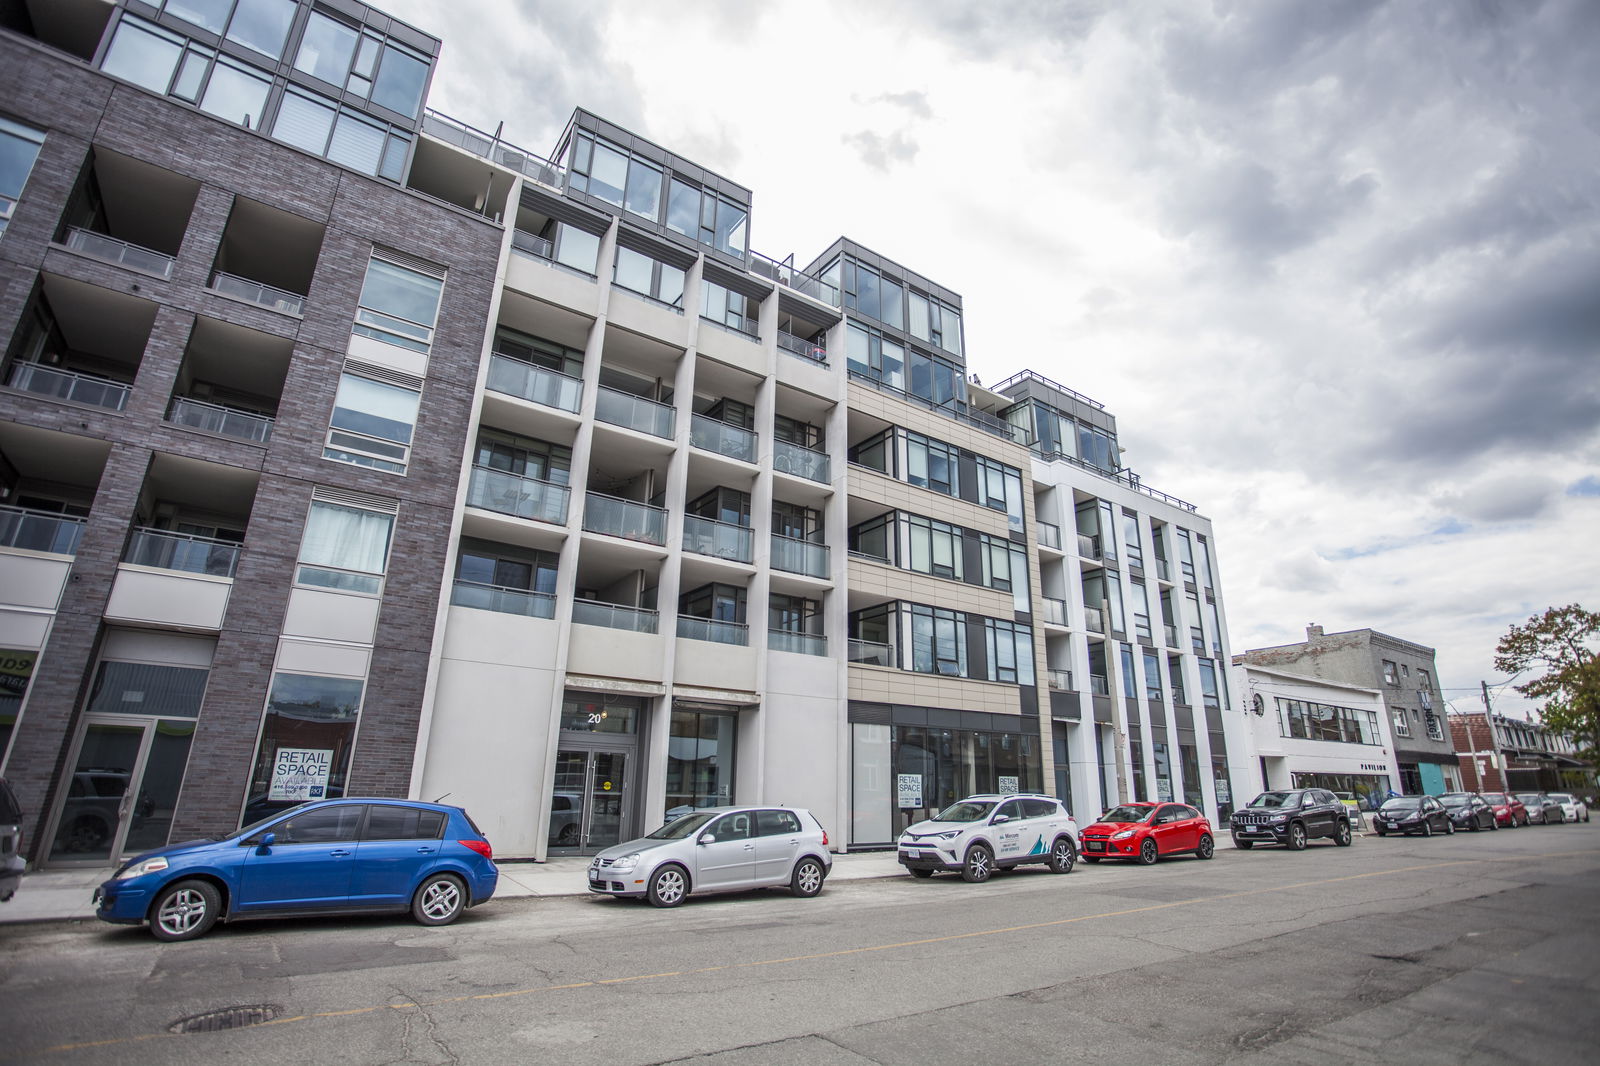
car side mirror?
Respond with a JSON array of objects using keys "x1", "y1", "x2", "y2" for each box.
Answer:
[
  {"x1": 991, "y1": 814, "x2": 1010, "y2": 825},
  {"x1": 254, "y1": 831, "x2": 275, "y2": 851},
  {"x1": 698, "y1": 833, "x2": 714, "y2": 846}
]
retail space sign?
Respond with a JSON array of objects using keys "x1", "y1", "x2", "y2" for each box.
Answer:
[
  {"x1": 1215, "y1": 780, "x2": 1231, "y2": 803},
  {"x1": 997, "y1": 775, "x2": 1019, "y2": 794},
  {"x1": 268, "y1": 747, "x2": 332, "y2": 801},
  {"x1": 897, "y1": 773, "x2": 923, "y2": 808}
]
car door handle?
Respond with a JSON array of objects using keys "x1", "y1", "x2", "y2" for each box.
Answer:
[
  {"x1": 743, "y1": 843, "x2": 755, "y2": 851},
  {"x1": 416, "y1": 846, "x2": 436, "y2": 854},
  {"x1": 329, "y1": 849, "x2": 353, "y2": 858}
]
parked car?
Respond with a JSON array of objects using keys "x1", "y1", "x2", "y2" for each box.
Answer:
[
  {"x1": 1080, "y1": 802, "x2": 1214, "y2": 865},
  {"x1": 1372, "y1": 795, "x2": 1452, "y2": 836},
  {"x1": 897, "y1": 794, "x2": 1079, "y2": 882},
  {"x1": 590, "y1": 805, "x2": 832, "y2": 906},
  {"x1": 1229, "y1": 788, "x2": 1353, "y2": 850},
  {"x1": 1481, "y1": 792, "x2": 1529, "y2": 828},
  {"x1": 1515, "y1": 792, "x2": 1564, "y2": 825},
  {"x1": 1548, "y1": 793, "x2": 1589, "y2": 824},
  {"x1": 1439, "y1": 792, "x2": 1498, "y2": 832},
  {"x1": 1, "y1": 779, "x2": 23, "y2": 903},
  {"x1": 94, "y1": 798, "x2": 497, "y2": 941}
]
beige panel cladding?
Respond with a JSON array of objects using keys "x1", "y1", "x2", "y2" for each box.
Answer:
[
  {"x1": 847, "y1": 382, "x2": 1033, "y2": 468},
  {"x1": 847, "y1": 557, "x2": 1015, "y2": 617},
  {"x1": 848, "y1": 464, "x2": 1013, "y2": 539},
  {"x1": 847, "y1": 664, "x2": 1026, "y2": 716}
]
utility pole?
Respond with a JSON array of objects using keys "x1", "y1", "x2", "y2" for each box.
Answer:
[{"x1": 1481, "y1": 680, "x2": 1493, "y2": 713}]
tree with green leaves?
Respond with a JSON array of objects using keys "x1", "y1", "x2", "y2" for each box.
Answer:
[{"x1": 1493, "y1": 605, "x2": 1600, "y2": 765}]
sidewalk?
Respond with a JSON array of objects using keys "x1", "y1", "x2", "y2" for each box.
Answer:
[{"x1": 0, "y1": 851, "x2": 910, "y2": 926}]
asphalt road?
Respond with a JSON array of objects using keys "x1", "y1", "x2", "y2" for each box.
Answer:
[{"x1": 1, "y1": 824, "x2": 1596, "y2": 1065}]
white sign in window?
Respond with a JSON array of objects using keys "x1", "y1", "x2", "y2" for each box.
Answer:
[
  {"x1": 896, "y1": 773, "x2": 923, "y2": 809},
  {"x1": 998, "y1": 775, "x2": 1020, "y2": 795},
  {"x1": 268, "y1": 747, "x2": 333, "y2": 801}
]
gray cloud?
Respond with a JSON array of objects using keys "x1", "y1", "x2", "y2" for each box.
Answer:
[
  {"x1": 870, "y1": 91, "x2": 934, "y2": 119},
  {"x1": 1433, "y1": 473, "x2": 1562, "y2": 524},
  {"x1": 841, "y1": 129, "x2": 920, "y2": 172}
]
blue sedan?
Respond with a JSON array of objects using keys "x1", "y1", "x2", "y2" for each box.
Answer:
[{"x1": 94, "y1": 798, "x2": 498, "y2": 941}]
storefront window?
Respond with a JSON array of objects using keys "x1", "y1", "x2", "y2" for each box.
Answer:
[
  {"x1": 559, "y1": 695, "x2": 638, "y2": 735},
  {"x1": 869, "y1": 721, "x2": 1043, "y2": 839},
  {"x1": 0, "y1": 648, "x2": 38, "y2": 764},
  {"x1": 665, "y1": 708, "x2": 736, "y2": 813},
  {"x1": 241, "y1": 673, "x2": 363, "y2": 827},
  {"x1": 1291, "y1": 771, "x2": 1392, "y2": 811}
]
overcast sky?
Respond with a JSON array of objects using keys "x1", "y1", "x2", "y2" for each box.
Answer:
[{"x1": 384, "y1": 0, "x2": 1598, "y2": 720}]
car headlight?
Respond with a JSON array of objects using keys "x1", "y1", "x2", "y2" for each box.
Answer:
[
  {"x1": 116, "y1": 856, "x2": 169, "y2": 880},
  {"x1": 931, "y1": 831, "x2": 960, "y2": 841},
  {"x1": 1270, "y1": 815, "x2": 1288, "y2": 823},
  {"x1": 1111, "y1": 830, "x2": 1136, "y2": 840},
  {"x1": 608, "y1": 853, "x2": 641, "y2": 873}
]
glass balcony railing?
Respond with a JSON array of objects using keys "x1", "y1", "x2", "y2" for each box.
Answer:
[
  {"x1": 1191, "y1": 627, "x2": 1205, "y2": 653},
  {"x1": 63, "y1": 226, "x2": 175, "y2": 278},
  {"x1": 486, "y1": 353, "x2": 582, "y2": 413},
  {"x1": 583, "y1": 493, "x2": 667, "y2": 545},
  {"x1": 422, "y1": 110, "x2": 565, "y2": 188},
  {"x1": 1155, "y1": 558, "x2": 1171, "y2": 581},
  {"x1": 595, "y1": 386, "x2": 674, "y2": 439},
  {"x1": 209, "y1": 271, "x2": 304, "y2": 314},
  {"x1": 1164, "y1": 623, "x2": 1179, "y2": 648},
  {"x1": 510, "y1": 228, "x2": 554, "y2": 262},
  {"x1": 683, "y1": 514, "x2": 753, "y2": 563},
  {"x1": 774, "y1": 439, "x2": 829, "y2": 483},
  {"x1": 572, "y1": 599, "x2": 658, "y2": 633},
  {"x1": 1042, "y1": 598, "x2": 1069, "y2": 626},
  {"x1": 6, "y1": 363, "x2": 130, "y2": 411},
  {"x1": 1084, "y1": 605, "x2": 1105, "y2": 634},
  {"x1": 125, "y1": 528, "x2": 240, "y2": 578},
  {"x1": 769, "y1": 630, "x2": 827, "y2": 656},
  {"x1": 467, "y1": 465, "x2": 570, "y2": 525},
  {"x1": 168, "y1": 397, "x2": 274, "y2": 443},
  {"x1": 1077, "y1": 533, "x2": 1101, "y2": 559},
  {"x1": 450, "y1": 579, "x2": 555, "y2": 619},
  {"x1": 690, "y1": 414, "x2": 756, "y2": 463},
  {"x1": 1047, "y1": 669, "x2": 1074, "y2": 691},
  {"x1": 776, "y1": 330, "x2": 827, "y2": 364},
  {"x1": 847, "y1": 639, "x2": 895, "y2": 666},
  {"x1": 748, "y1": 249, "x2": 839, "y2": 306},
  {"x1": 0, "y1": 505, "x2": 86, "y2": 555},
  {"x1": 1090, "y1": 673, "x2": 1110, "y2": 696},
  {"x1": 772, "y1": 535, "x2": 829, "y2": 578},
  {"x1": 1038, "y1": 522, "x2": 1061, "y2": 550},
  {"x1": 678, "y1": 616, "x2": 749, "y2": 646}
]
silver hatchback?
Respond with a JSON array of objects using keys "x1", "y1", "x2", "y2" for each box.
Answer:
[{"x1": 588, "y1": 806, "x2": 833, "y2": 907}]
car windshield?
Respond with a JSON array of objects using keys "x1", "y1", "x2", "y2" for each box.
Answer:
[
  {"x1": 1381, "y1": 797, "x2": 1422, "y2": 811},
  {"x1": 646, "y1": 812, "x2": 718, "y2": 839},
  {"x1": 1482, "y1": 793, "x2": 1507, "y2": 804},
  {"x1": 933, "y1": 800, "x2": 997, "y2": 822},
  {"x1": 1440, "y1": 796, "x2": 1471, "y2": 808},
  {"x1": 1515, "y1": 794, "x2": 1542, "y2": 804},
  {"x1": 1099, "y1": 805, "x2": 1155, "y2": 824},
  {"x1": 1549, "y1": 793, "x2": 1574, "y2": 803},
  {"x1": 1249, "y1": 791, "x2": 1303, "y2": 809}
]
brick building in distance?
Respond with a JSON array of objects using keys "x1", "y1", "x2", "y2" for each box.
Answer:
[{"x1": 1448, "y1": 711, "x2": 1595, "y2": 796}]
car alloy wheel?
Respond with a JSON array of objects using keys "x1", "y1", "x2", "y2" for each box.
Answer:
[
  {"x1": 1196, "y1": 834, "x2": 1215, "y2": 860},
  {"x1": 1287, "y1": 823, "x2": 1308, "y2": 851},
  {"x1": 1422, "y1": 820, "x2": 1433, "y2": 837},
  {"x1": 791, "y1": 858, "x2": 825, "y2": 897},
  {"x1": 962, "y1": 843, "x2": 994, "y2": 883},
  {"x1": 647, "y1": 864, "x2": 689, "y2": 907},
  {"x1": 1137, "y1": 838, "x2": 1159, "y2": 865},
  {"x1": 1444, "y1": 819, "x2": 1455, "y2": 835},
  {"x1": 1334, "y1": 821, "x2": 1352, "y2": 847},
  {"x1": 150, "y1": 879, "x2": 221, "y2": 942},
  {"x1": 412, "y1": 873, "x2": 466, "y2": 925},
  {"x1": 1049, "y1": 836, "x2": 1077, "y2": 874}
]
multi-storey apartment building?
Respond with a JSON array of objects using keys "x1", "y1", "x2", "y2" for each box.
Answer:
[
  {"x1": 1239, "y1": 625, "x2": 1459, "y2": 795},
  {"x1": 0, "y1": 0, "x2": 1246, "y2": 866},
  {"x1": 1449, "y1": 711, "x2": 1594, "y2": 795}
]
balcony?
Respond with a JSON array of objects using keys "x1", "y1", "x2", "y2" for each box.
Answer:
[
  {"x1": 678, "y1": 616, "x2": 749, "y2": 646},
  {"x1": 124, "y1": 528, "x2": 240, "y2": 578},
  {"x1": 1164, "y1": 623, "x2": 1179, "y2": 648},
  {"x1": 774, "y1": 440, "x2": 830, "y2": 483},
  {"x1": 1090, "y1": 673, "x2": 1110, "y2": 696},
  {"x1": 422, "y1": 110, "x2": 565, "y2": 188},
  {"x1": 1154, "y1": 558, "x2": 1171, "y2": 581},
  {"x1": 1038, "y1": 522, "x2": 1062, "y2": 551},
  {"x1": 690, "y1": 414, "x2": 757, "y2": 463},
  {"x1": 572, "y1": 599, "x2": 658, "y2": 633},
  {"x1": 596, "y1": 387, "x2": 674, "y2": 439},
  {"x1": 62, "y1": 226, "x2": 175, "y2": 279},
  {"x1": 6, "y1": 363, "x2": 130, "y2": 411},
  {"x1": 0, "y1": 505, "x2": 86, "y2": 555},
  {"x1": 208, "y1": 271, "x2": 304, "y2": 315},
  {"x1": 847, "y1": 369, "x2": 1025, "y2": 444},
  {"x1": 1077, "y1": 533, "x2": 1101, "y2": 560},
  {"x1": 770, "y1": 630, "x2": 827, "y2": 656},
  {"x1": 487, "y1": 353, "x2": 583, "y2": 414},
  {"x1": 777, "y1": 330, "x2": 827, "y2": 365},
  {"x1": 748, "y1": 250, "x2": 839, "y2": 306},
  {"x1": 450, "y1": 579, "x2": 556, "y2": 619},
  {"x1": 583, "y1": 493, "x2": 667, "y2": 545},
  {"x1": 683, "y1": 515, "x2": 754, "y2": 563},
  {"x1": 1047, "y1": 669, "x2": 1074, "y2": 691},
  {"x1": 1042, "y1": 598, "x2": 1069, "y2": 627},
  {"x1": 167, "y1": 397, "x2": 274, "y2": 444},
  {"x1": 772, "y1": 535, "x2": 829, "y2": 578},
  {"x1": 848, "y1": 639, "x2": 895, "y2": 666},
  {"x1": 1084, "y1": 606, "x2": 1105, "y2": 634},
  {"x1": 1191, "y1": 627, "x2": 1205, "y2": 653},
  {"x1": 467, "y1": 465, "x2": 571, "y2": 525}
]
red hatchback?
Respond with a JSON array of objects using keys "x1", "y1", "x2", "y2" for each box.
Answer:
[
  {"x1": 1481, "y1": 792, "x2": 1529, "y2": 828},
  {"x1": 1081, "y1": 802, "x2": 1215, "y2": 865}
]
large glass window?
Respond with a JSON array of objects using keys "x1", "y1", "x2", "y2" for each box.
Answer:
[
  {"x1": 1277, "y1": 699, "x2": 1382, "y2": 745},
  {"x1": 225, "y1": 0, "x2": 296, "y2": 58},
  {"x1": 294, "y1": 10, "x2": 359, "y2": 85},
  {"x1": 846, "y1": 323, "x2": 904, "y2": 390},
  {"x1": 842, "y1": 259, "x2": 904, "y2": 330},
  {"x1": 476, "y1": 428, "x2": 572, "y2": 484},
  {"x1": 906, "y1": 432, "x2": 958, "y2": 496},
  {"x1": 324, "y1": 373, "x2": 420, "y2": 474},
  {"x1": 370, "y1": 43, "x2": 429, "y2": 118},
  {"x1": 666, "y1": 709, "x2": 737, "y2": 812},
  {"x1": 87, "y1": 661, "x2": 208, "y2": 716},
  {"x1": 0, "y1": 117, "x2": 46, "y2": 238},
  {"x1": 909, "y1": 604, "x2": 966, "y2": 676},
  {"x1": 198, "y1": 57, "x2": 270, "y2": 126},
  {"x1": 102, "y1": 17, "x2": 190, "y2": 94},
  {"x1": 613, "y1": 246, "x2": 684, "y2": 308},
  {"x1": 984, "y1": 619, "x2": 1035, "y2": 684},
  {"x1": 907, "y1": 515, "x2": 962, "y2": 580},
  {"x1": 700, "y1": 279, "x2": 759, "y2": 337},
  {"x1": 906, "y1": 289, "x2": 962, "y2": 356},
  {"x1": 295, "y1": 499, "x2": 394, "y2": 595},
  {"x1": 1143, "y1": 650, "x2": 1163, "y2": 701},
  {"x1": 243, "y1": 672, "x2": 364, "y2": 825},
  {"x1": 270, "y1": 88, "x2": 411, "y2": 180},
  {"x1": 623, "y1": 157, "x2": 662, "y2": 220},
  {"x1": 353, "y1": 256, "x2": 444, "y2": 353}
]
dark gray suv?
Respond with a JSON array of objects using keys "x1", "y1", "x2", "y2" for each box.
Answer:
[{"x1": 1230, "y1": 788, "x2": 1354, "y2": 850}]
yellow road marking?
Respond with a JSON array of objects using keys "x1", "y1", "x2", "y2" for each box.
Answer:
[{"x1": 26, "y1": 847, "x2": 1598, "y2": 1058}]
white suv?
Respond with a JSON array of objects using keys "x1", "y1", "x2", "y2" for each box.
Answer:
[{"x1": 897, "y1": 794, "x2": 1079, "y2": 882}]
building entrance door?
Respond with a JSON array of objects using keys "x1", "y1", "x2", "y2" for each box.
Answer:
[
  {"x1": 46, "y1": 715, "x2": 196, "y2": 865},
  {"x1": 546, "y1": 743, "x2": 633, "y2": 855}
]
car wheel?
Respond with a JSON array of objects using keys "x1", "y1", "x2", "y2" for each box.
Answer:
[
  {"x1": 1375, "y1": 828, "x2": 1386, "y2": 837},
  {"x1": 149, "y1": 879, "x2": 221, "y2": 942},
  {"x1": 646, "y1": 864, "x2": 689, "y2": 907},
  {"x1": 1049, "y1": 836, "x2": 1078, "y2": 874},
  {"x1": 909, "y1": 867, "x2": 935, "y2": 879},
  {"x1": 1286, "y1": 823, "x2": 1308, "y2": 851},
  {"x1": 1444, "y1": 819, "x2": 1455, "y2": 835},
  {"x1": 1490, "y1": 818, "x2": 1499, "y2": 830},
  {"x1": 1334, "y1": 821, "x2": 1353, "y2": 847},
  {"x1": 961, "y1": 843, "x2": 995, "y2": 883},
  {"x1": 1196, "y1": 834, "x2": 1215, "y2": 860},
  {"x1": 1422, "y1": 820, "x2": 1433, "y2": 837},
  {"x1": 556, "y1": 823, "x2": 579, "y2": 846},
  {"x1": 411, "y1": 873, "x2": 466, "y2": 926},
  {"x1": 1137, "y1": 838, "x2": 1159, "y2": 865},
  {"x1": 1233, "y1": 838, "x2": 1254, "y2": 850},
  {"x1": 791, "y1": 858, "x2": 825, "y2": 898}
]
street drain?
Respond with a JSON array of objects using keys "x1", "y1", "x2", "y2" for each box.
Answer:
[{"x1": 167, "y1": 1005, "x2": 282, "y2": 1033}]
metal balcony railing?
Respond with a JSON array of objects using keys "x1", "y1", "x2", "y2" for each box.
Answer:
[
  {"x1": 846, "y1": 369, "x2": 1026, "y2": 445},
  {"x1": 847, "y1": 639, "x2": 894, "y2": 666},
  {"x1": 168, "y1": 397, "x2": 274, "y2": 443},
  {"x1": 421, "y1": 110, "x2": 565, "y2": 188},
  {"x1": 486, "y1": 353, "x2": 582, "y2": 413},
  {"x1": 6, "y1": 363, "x2": 130, "y2": 411},
  {"x1": 677, "y1": 616, "x2": 749, "y2": 646},
  {"x1": 0, "y1": 505, "x2": 86, "y2": 555},
  {"x1": 572, "y1": 599, "x2": 658, "y2": 633},
  {"x1": 1164, "y1": 623, "x2": 1179, "y2": 648},
  {"x1": 772, "y1": 535, "x2": 829, "y2": 578},
  {"x1": 63, "y1": 227, "x2": 175, "y2": 278},
  {"x1": 467, "y1": 465, "x2": 570, "y2": 525},
  {"x1": 690, "y1": 414, "x2": 757, "y2": 463},
  {"x1": 769, "y1": 630, "x2": 827, "y2": 656},
  {"x1": 510, "y1": 229, "x2": 554, "y2": 261},
  {"x1": 209, "y1": 271, "x2": 304, "y2": 314},
  {"x1": 450, "y1": 579, "x2": 555, "y2": 619},
  {"x1": 683, "y1": 514, "x2": 754, "y2": 563},
  {"x1": 1155, "y1": 558, "x2": 1171, "y2": 581},
  {"x1": 776, "y1": 330, "x2": 828, "y2": 364},
  {"x1": 583, "y1": 493, "x2": 667, "y2": 545},
  {"x1": 773, "y1": 440, "x2": 829, "y2": 483},
  {"x1": 595, "y1": 386, "x2": 674, "y2": 438},
  {"x1": 295, "y1": 562, "x2": 381, "y2": 595},
  {"x1": 125, "y1": 528, "x2": 240, "y2": 577}
]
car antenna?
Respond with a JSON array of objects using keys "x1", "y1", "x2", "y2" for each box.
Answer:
[{"x1": 430, "y1": 792, "x2": 452, "y2": 803}]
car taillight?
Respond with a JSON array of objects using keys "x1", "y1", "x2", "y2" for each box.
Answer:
[
  {"x1": 821, "y1": 829, "x2": 828, "y2": 847},
  {"x1": 460, "y1": 839, "x2": 492, "y2": 860}
]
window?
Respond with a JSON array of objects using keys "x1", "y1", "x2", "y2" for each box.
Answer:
[
  {"x1": 613, "y1": 246, "x2": 684, "y2": 308},
  {"x1": 324, "y1": 373, "x2": 420, "y2": 474},
  {"x1": 1391, "y1": 707, "x2": 1411, "y2": 737},
  {"x1": 1168, "y1": 656, "x2": 1187, "y2": 705},
  {"x1": 1078, "y1": 423, "x2": 1116, "y2": 471},
  {"x1": 365, "y1": 805, "x2": 445, "y2": 840},
  {"x1": 1197, "y1": 660, "x2": 1221, "y2": 710},
  {"x1": 223, "y1": 0, "x2": 297, "y2": 59},
  {"x1": 353, "y1": 255, "x2": 444, "y2": 353},
  {"x1": 978, "y1": 456, "x2": 1026, "y2": 533},
  {"x1": 242, "y1": 671, "x2": 365, "y2": 825},
  {"x1": 198, "y1": 57, "x2": 270, "y2": 126},
  {"x1": 1382, "y1": 660, "x2": 1399, "y2": 685},
  {"x1": 1131, "y1": 581, "x2": 1153, "y2": 645},
  {"x1": 909, "y1": 604, "x2": 966, "y2": 677},
  {"x1": 0, "y1": 116, "x2": 45, "y2": 238},
  {"x1": 456, "y1": 539, "x2": 557, "y2": 595},
  {"x1": 840, "y1": 259, "x2": 904, "y2": 330},
  {"x1": 846, "y1": 322, "x2": 904, "y2": 390},
  {"x1": 296, "y1": 498, "x2": 395, "y2": 594},
  {"x1": 907, "y1": 515, "x2": 962, "y2": 580},
  {"x1": 101, "y1": 9, "x2": 293, "y2": 129},
  {"x1": 1143, "y1": 650, "x2": 1163, "y2": 701},
  {"x1": 1277, "y1": 699, "x2": 1382, "y2": 745},
  {"x1": 906, "y1": 432, "x2": 958, "y2": 496},
  {"x1": 1122, "y1": 510, "x2": 1143, "y2": 569},
  {"x1": 476, "y1": 428, "x2": 572, "y2": 483},
  {"x1": 769, "y1": 594, "x2": 821, "y2": 634},
  {"x1": 270, "y1": 804, "x2": 363, "y2": 843},
  {"x1": 1176, "y1": 528, "x2": 1196, "y2": 582},
  {"x1": 906, "y1": 289, "x2": 961, "y2": 355},
  {"x1": 700, "y1": 279, "x2": 759, "y2": 337},
  {"x1": 664, "y1": 177, "x2": 747, "y2": 257},
  {"x1": 1120, "y1": 644, "x2": 1137, "y2": 699},
  {"x1": 271, "y1": 88, "x2": 411, "y2": 179}
]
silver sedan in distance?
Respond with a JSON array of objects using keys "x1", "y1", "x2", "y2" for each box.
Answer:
[{"x1": 588, "y1": 806, "x2": 833, "y2": 907}]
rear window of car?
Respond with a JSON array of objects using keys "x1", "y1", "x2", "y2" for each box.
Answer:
[
  {"x1": 364, "y1": 805, "x2": 446, "y2": 841},
  {"x1": 1022, "y1": 798, "x2": 1060, "y2": 819},
  {"x1": 273, "y1": 805, "x2": 364, "y2": 844},
  {"x1": 756, "y1": 809, "x2": 802, "y2": 836}
]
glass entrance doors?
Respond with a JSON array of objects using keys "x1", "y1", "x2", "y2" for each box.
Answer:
[
  {"x1": 547, "y1": 747, "x2": 631, "y2": 853},
  {"x1": 47, "y1": 715, "x2": 196, "y2": 864}
]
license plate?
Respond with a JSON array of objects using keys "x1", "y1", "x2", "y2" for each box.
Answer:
[
  {"x1": 1385, "y1": 822, "x2": 1398, "y2": 830},
  {"x1": 903, "y1": 849, "x2": 923, "y2": 859},
  {"x1": 1086, "y1": 841, "x2": 1104, "y2": 851}
]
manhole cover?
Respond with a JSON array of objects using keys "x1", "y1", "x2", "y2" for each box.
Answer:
[{"x1": 167, "y1": 1005, "x2": 282, "y2": 1033}]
